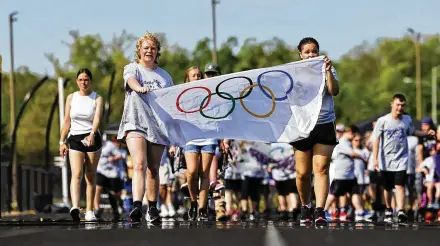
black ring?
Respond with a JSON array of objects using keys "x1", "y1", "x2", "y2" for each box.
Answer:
[{"x1": 215, "y1": 76, "x2": 253, "y2": 100}]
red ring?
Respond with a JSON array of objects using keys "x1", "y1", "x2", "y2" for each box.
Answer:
[{"x1": 176, "y1": 86, "x2": 212, "y2": 113}]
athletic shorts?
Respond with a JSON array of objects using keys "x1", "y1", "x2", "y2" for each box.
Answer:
[
  {"x1": 381, "y1": 170, "x2": 406, "y2": 191},
  {"x1": 68, "y1": 132, "x2": 102, "y2": 153},
  {"x1": 290, "y1": 122, "x2": 338, "y2": 151},
  {"x1": 369, "y1": 171, "x2": 381, "y2": 185},
  {"x1": 275, "y1": 179, "x2": 298, "y2": 196},
  {"x1": 241, "y1": 177, "x2": 263, "y2": 202},
  {"x1": 224, "y1": 179, "x2": 242, "y2": 193},
  {"x1": 96, "y1": 173, "x2": 123, "y2": 192},
  {"x1": 330, "y1": 179, "x2": 359, "y2": 197}
]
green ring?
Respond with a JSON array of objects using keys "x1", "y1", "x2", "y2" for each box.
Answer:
[{"x1": 199, "y1": 92, "x2": 235, "y2": 119}]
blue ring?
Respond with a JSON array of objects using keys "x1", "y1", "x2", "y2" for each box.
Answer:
[{"x1": 256, "y1": 70, "x2": 294, "y2": 101}]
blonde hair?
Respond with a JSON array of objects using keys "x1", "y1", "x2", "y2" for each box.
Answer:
[
  {"x1": 184, "y1": 66, "x2": 202, "y2": 83},
  {"x1": 134, "y1": 32, "x2": 161, "y2": 64}
]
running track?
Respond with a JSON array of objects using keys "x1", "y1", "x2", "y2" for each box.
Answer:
[{"x1": 1, "y1": 214, "x2": 439, "y2": 246}]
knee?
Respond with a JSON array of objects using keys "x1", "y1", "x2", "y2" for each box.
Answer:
[
  {"x1": 314, "y1": 162, "x2": 329, "y2": 176},
  {"x1": 186, "y1": 170, "x2": 198, "y2": 181},
  {"x1": 132, "y1": 157, "x2": 146, "y2": 172},
  {"x1": 85, "y1": 170, "x2": 96, "y2": 183},
  {"x1": 296, "y1": 168, "x2": 311, "y2": 180}
]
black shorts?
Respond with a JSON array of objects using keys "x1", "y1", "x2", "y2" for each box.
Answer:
[
  {"x1": 381, "y1": 171, "x2": 406, "y2": 191},
  {"x1": 290, "y1": 122, "x2": 338, "y2": 151},
  {"x1": 224, "y1": 179, "x2": 242, "y2": 193},
  {"x1": 68, "y1": 132, "x2": 102, "y2": 153},
  {"x1": 357, "y1": 184, "x2": 368, "y2": 194},
  {"x1": 369, "y1": 171, "x2": 382, "y2": 185},
  {"x1": 330, "y1": 179, "x2": 359, "y2": 197},
  {"x1": 96, "y1": 173, "x2": 123, "y2": 192},
  {"x1": 275, "y1": 179, "x2": 298, "y2": 196},
  {"x1": 241, "y1": 177, "x2": 262, "y2": 202}
]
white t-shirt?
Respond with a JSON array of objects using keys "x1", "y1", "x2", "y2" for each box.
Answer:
[
  {"x1": 419, "y1": 156, "x2": 438, "y2": 183},
  {"x1": 407, "y1": 136, "x2": 419, "y2": 174}
]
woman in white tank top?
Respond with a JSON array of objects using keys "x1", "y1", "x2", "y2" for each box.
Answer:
[{"x1": 59, "y1": 68, "x2": 103, "y2": 222}]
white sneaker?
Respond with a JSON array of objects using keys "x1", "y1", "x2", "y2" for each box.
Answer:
[
  {"x1": 85, "y1": 211, "x2": 98, "y2": 221},
  {"x1": 159, "y1": 204, "x2": 169, "y2": 218},
  {"x1": 167, "y1": 205, "x2": 176, "y2": 217}
]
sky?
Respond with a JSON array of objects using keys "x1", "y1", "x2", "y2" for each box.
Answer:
[{"x1": 0, "y1": 0, "x2": 439, "y2": 76}]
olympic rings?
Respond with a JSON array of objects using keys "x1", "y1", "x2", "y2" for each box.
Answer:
[
  {"x1": 239, "y1": 84, "x2": 276, "y2": 119},
  {"x1": 176, "y1": 86, "x2": 212, "y2": 113},
  {"x1": 175, "y1": 69, "x2": 294, "y2": 119},
  {"x1": 257, "y1": 70, "x2": 294, "y2": 101},
  {"x1": 199, "y1": 92, "x2": 236, "y2": 120},
  {"x1": 215, "y1": 76, "x2": 253, "y2": 100}
]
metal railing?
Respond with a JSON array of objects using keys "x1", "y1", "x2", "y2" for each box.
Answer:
[{"x1": 1, "y1": 162, "x2": 53, "y2": 213}]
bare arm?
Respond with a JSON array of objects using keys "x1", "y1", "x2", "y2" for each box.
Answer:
[
  {"x1": 326, "y1": 70, "x2": 339, "y2": 96},
  {"x1": 59, "y1": 94, "x2": 73, "y2": 143},
  {"x1": 127, "y1": 77, "x2": 148, "y2": 93},
  {"x1": 91, "y1": 95, "x2": 103, "y2": 134},
  {"x1": 372, "y1": 136, "x2": 380, "y2": 170}
]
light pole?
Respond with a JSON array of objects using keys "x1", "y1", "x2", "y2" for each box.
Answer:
[
  {"x1": 211, "y1": 0, "x2": 220, "y2": 63},
  {"x1": 407, "y1": 28, "x2": 422, "y2": 120},
  {"x1": 9, "y1": 11, "x2": 18, "y2": 210}
]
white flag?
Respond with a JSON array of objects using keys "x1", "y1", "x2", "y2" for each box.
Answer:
[{"x1": 145, "y1": 56, "x2": 326, "y2": 146}]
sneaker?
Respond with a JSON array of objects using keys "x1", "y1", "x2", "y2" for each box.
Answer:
[
  {"x1": 240, "y1": 211, "x2": 248, "y2": 221},
  {"x1": 355, "y1": 210, "x2": 373, "y2": 222},
  {"x1": 210, "y1": 181, "x2": 225, "y2": 191},
  {"x1": 129, "y1": 206, "x2": 143, "y2": 222},
  {"x1": 94, "y1": 208, "x2": 103, "y2": 220},
  {"x1": 70, "y1": 207, "x2": 81, "y2": 222},
  {"x1": 314, "y1": 207, "x2": 328, "y2": 225},
  {"x1": 289, "y1": 209, "x2": 299, "y2": 221},
  {"x1": 249, "y1": 212, "x2": 259, "y2": 222},
  {"x1": 85, "y1": 211, "x2": 98, "y2": 222},
  {"x1": 299, "y1": 206, "x2": 313, "y2": 223},
  {"x1": 198, "y1": 208, "x2": 209, "y2": 221},
  {"x1": 397, "y1": 210, "x2": 407, "y2": 223},
  {"x1": 188, "y1": 202, "x2": 198, "y2": 221},
  {"x1": 167, "y1": 205, "x2": 176, "y2": 217},
  {"x1": 330, "y1": 210, "x2": 340, "y2": 222},
  {"x1": 159, "y1": 204, "x2": 169, "y2": 218},
  {"x1": 146, "y1": 206, "x2": 161, "y2": 223},
  {"x1": 279, "y1": 211, "x2": 288, "y2": 221},
  {"x1": 339, "y1": 209, "x2": 347, "y2": 222},
  {"x1": 384, "y1": 209, "x2": 393, "y2": 223}
]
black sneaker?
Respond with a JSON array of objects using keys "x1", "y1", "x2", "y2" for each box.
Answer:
[
  {"x1": 299, "y1": 206, "x2": 313, "y2": 223},
  {"x1": 188, "y1": 202, "x2": 198, "y2": 221},
  {"x1": 198, "y1": 208, "x2": 209, "y2": 221},
  {"x1": 94, "y1": 208, "x2": 103, "y2": 220},
  {"x1": 146, "y1": 206, "x2": 161, "y2": 223},
  {"x1": 129, "y1": 206, "x2": 143, "y2": 222},
  {"x1": 279, "y1": 211, "x2": 289, "y2": 221},
  {"x1": 240, "y1": 211, "x2": 248, "y2": 221},
  {"x1": 384, "y1": 208, "x2": 393, "y2": 223},
  {"x1": 70, "y1": 207, "x2": 80, "y2": 222},
  {"x1": 289, "y1": 209, "x2": 299, "y2": 221},
  {"x1": 314, "y1": 207, "x2": 328, "y2": 225},
  {"x1": 397, "y1": 210, "x2": 407, "y2": 223}
]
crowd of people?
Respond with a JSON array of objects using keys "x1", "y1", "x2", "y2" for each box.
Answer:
[{"x1": 58, "y1": 32, "x2": 439, "y2": 225}]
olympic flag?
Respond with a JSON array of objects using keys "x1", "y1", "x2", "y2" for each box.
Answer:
[{"x1": 145, "y1": 56, "x2": 327, "y2": 147}]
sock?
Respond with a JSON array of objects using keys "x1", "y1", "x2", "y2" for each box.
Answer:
[
  {"x1": 133, "y1": 200, "x2": 142, "y2": 209},
  {"x1": 148, "y1": 200, "x2": 157, "y2": 208},
  {"x1": 303, "y1": 203, "x2": 312, "y2": 208},
  {"x1": 190, "y1": 201, "x2": 197, "y2": 208}
]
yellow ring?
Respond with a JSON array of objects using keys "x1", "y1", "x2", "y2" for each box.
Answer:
[{"x1": 239, "y1": 84, "x2": 276, "y2": 118}]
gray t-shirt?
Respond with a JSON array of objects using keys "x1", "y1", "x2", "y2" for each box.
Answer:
[
  {"x1": 117, "y1": 62, "x2": 174, "y2": 143},
  {"x1": 373, "y1": 113, "x2": 415, "y2": 172},
  {"x1": 353, "y1": 148, "x2": 369, "y2": 184},
  {"x1": 317, "y1": 67, "x2": 338, "y2": 124},
  {"x1": 332, "y1": 137, "x2": 355, "y2": 180}
]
